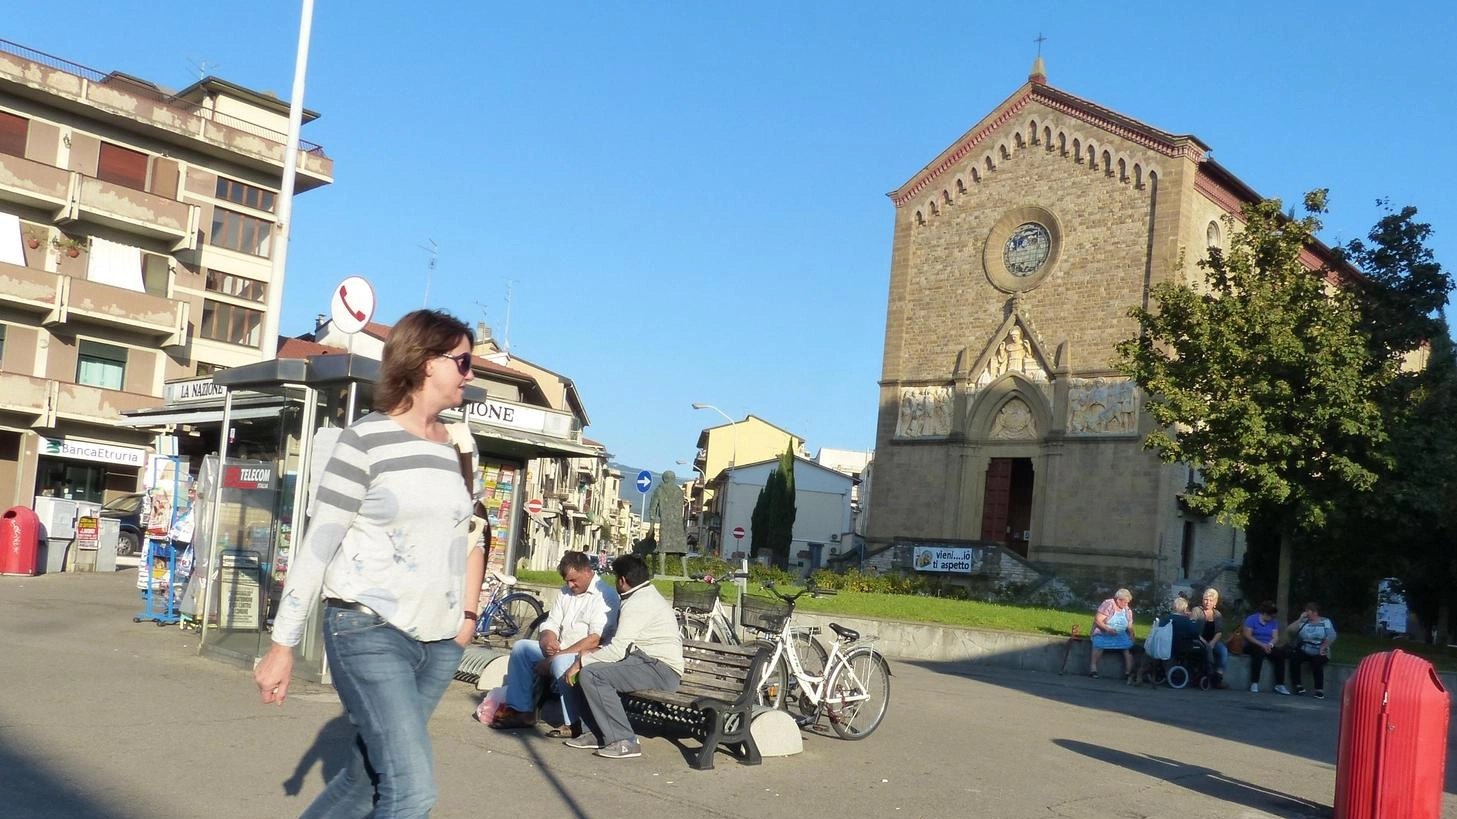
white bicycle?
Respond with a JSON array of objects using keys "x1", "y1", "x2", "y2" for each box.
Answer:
[
  {"x1": 742, "y1": 580, "x2": 891, "y2": 740},
  {"x1": 673, "y1": 576, "x2": 739, "y2": 645}
]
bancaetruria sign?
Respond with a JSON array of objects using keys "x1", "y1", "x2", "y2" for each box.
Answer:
[{"x1": 43, "y1": 438, "x2": 146, "y2": 466}]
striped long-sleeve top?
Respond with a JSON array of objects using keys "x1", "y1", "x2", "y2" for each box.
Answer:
[{"x1": 272, "y1": 412, "x2": 476, "y2": 647}]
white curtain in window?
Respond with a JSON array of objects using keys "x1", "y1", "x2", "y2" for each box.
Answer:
[
  {"x1": 87, "y1": 237, "x2": 145, "y2": 293},
  {"x1": 0, "y1": 211, "x2": 25, "y2": 266},
  {"x1": 77, "y1": 357, "x2": 124, "y2": 390}
]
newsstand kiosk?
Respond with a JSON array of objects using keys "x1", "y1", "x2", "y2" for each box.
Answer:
[{"x1": 181, "y1": 351, "x2": 590, "y2": 683}]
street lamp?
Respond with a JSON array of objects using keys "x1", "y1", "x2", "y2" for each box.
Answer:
[{"x1": 692, "y1": 402, "x2": 739, "y2": 557}]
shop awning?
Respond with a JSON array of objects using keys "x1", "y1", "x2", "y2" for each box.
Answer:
[
  {"x1": 117, "y1": 404, "x2": 284, "y2": 428},
  {"x1": 470, "y1": 423, "x2": 602, "y2": 461}
]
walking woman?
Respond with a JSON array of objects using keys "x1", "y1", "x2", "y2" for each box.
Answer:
[{"x1": 254, "y1": 309, "x2": 485, "y2": 818}]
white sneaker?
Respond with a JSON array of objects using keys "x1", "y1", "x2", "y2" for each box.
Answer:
[
  {"x1": 1274, "y1": 684, "x2": 1291, "y2": 696},
  {"x1": 1249, "y1": 683, "x2": 1259, "y2": 693}
]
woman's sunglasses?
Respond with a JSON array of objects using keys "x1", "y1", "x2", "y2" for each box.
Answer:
[{"x1": 437, "y1": 352, "x2": 472, "y2": 376}]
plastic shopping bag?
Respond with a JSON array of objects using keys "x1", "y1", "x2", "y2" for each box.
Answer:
[
  {"x1": 474, "y1": 686, "x2": 506, "y2": 724},
  {"x1": 1144, "y1": 617, "x2": 1173, "y2": 661}
]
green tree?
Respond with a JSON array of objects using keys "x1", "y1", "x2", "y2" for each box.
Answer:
[
  {"x1": 1308, "y1": 206, "x2": 1454, "y2": 633},
  {"x1": 748, "y1": 443, "x2": 798, "y2": 568},
  {"x1": 1114, "y1": 191, "x2": 1392, "y2": 620}
]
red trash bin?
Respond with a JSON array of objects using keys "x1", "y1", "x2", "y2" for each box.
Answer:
[
  {"x1": 1, "y1": 506, "x2": 41, "y2": 576},
  {"x1": 1334, "y1": 649, "x2": 1450, "y2": 819}
]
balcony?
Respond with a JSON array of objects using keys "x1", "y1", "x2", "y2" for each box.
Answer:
[
  {"x1": 0, "y1": 157, "x2": 199, "y2": 250},
  {"x1": 0, "y1": 151, "x2": 71, "y2": 212},
  {"x1": 0, "y1": 261, "x2": 61, "y2": 314},
  {"x1": 52, "y1": 381, "x2": 158, "y2": 427},
  {"x1": 0, "y1": 372, "x2": 54, "y2": 425},
  {"x1": 0, "y1": 40, "x2": 333, "y2": 189},
  {"x1": 2, "y1": 262, "x2": 189, "y2": 346},
  {"x1": 64, "y1": 175, "x2": 199, "y2": 249},
  {"x1": 61, "y1": 274, "x2": 189, "y2": 344}
]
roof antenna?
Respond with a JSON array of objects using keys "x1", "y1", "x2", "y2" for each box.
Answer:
[
  {"x1": 417, "y1": 239, "x2": 437, "y2": 307},
  {"x1": 502, "y1": 278, "x2": 516, "y2": 353},
  {"x1": 184, "y1": 55, "x2": 220, "y2": 80}
]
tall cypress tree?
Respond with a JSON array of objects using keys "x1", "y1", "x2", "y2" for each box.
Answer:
[{"x1": 748, "y1": 443, "x2": 799, "y2": 568}]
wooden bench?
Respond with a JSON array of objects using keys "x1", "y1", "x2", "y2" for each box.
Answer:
[{"x1": 620, "y1": 640, "x2": 769, "y2": 770}]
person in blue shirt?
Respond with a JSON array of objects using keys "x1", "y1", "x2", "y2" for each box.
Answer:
[{"x1": 1239, "y1": 601, "x2": 1289, "y2": 693}]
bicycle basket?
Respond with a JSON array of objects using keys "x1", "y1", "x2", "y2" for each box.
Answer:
[
  {"x1": 739, "y1": 593, "x2": 792, "y2": 633},
  {"x1": 672, "y1": 582, "x2": 720, "y2": 614}
]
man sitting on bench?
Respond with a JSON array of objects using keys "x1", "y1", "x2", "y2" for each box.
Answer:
[
  {"x1": 491, "y1": 551, "x2": 619, "y2": 733},
  {"x1": 561, "y1": 554, "x2": 684, "y2": 759}
]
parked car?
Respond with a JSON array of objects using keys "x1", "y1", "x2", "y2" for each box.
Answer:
[{"x1": 100, "y1": 493, "x2": 145, "y2": 556}]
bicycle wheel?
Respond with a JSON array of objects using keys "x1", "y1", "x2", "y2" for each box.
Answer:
[
  {"x1": 678, "y1": 611, "x2": 710, "y2": 642},
  {"x1": 489, "y1": 593, "x2": 544, "y2": 642},
  {"x1": 826, "y1": 648, "x2": 890, "y2": 740},
  {"x1": 751, "y1": 640, "x2": 789, "y2": 709}
]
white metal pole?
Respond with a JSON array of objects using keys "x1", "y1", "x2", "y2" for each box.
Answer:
[{"x1": 260, "y1": 0, "x2": 315, "y2": 358}]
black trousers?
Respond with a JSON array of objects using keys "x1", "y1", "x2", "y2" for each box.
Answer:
[
  {"x1": 1243, "y1": 643, "x2": 1287, "y2": 686},
  {"x1": 1288, "y1": 651, "x2": 1328, "y2": 691}
]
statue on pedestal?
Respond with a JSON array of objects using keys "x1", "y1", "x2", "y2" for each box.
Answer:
[{"x1": 647, "y1": 470, "x2": 688, "y2": 575}]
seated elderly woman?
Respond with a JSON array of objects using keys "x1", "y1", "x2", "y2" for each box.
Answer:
[{"x1": 1089, "y1": 588, "x2": 1136, "y2": 679}]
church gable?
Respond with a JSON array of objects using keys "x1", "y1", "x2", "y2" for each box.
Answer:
[
  {"x1": 955, "y1": 308, "x2": 1053, "y2": 388},
  {"x1": 891, "y1": 78, "x2": 1208, "y2": 231}
]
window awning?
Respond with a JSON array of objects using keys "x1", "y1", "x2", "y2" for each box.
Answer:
[{"x1": 117, "y1": 403, "x2": 284, "y2": 427}]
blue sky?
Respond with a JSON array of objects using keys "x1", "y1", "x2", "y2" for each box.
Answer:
[{"x1": 10, "y1": 2, "x2": 1454, "y2": 472}]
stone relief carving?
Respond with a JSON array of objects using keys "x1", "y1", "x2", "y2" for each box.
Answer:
[
  {"x1": 895, "y1": 385, "x2": 953, "y2": 438},
  {"x1": 990, "y1": 397, "x2": 1037, "y2": 439},
  {"x1": 1067, "y1": 377, "x2": 1137, "y2": 434},
  {"x1": 976, "y1": 325, "x2": 1048, "y2": 388}
]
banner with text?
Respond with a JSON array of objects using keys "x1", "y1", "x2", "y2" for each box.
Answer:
[{"x1": 911, "y1": 545, "x2": 984, "y2": 574}]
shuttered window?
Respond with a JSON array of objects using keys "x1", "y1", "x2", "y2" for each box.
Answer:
[
  {"x1": 97, "y1": 142, "x2": 148, "y2": 190},
  {"x1": 0, "y1": 111, "x2": 26, "y2": 157}
]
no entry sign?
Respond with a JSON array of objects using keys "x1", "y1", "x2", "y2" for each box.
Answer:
[
  {"x1": 525, "y1": 498, "x2": 543, "y2": 515},
  {"x1": 732, "y1": 526, "x2": 745, "y2": 540}
]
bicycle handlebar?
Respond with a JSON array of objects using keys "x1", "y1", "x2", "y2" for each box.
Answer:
[{"x1": 762, "y1": 579, "x2": 837, "y2": 601}]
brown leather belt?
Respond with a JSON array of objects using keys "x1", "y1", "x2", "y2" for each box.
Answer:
[{"x1": 324, "y1": 597, "x2": 382, "y2": 618}]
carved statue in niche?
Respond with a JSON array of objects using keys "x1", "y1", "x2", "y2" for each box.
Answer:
[
  {"x1": 990, "y1": 397, "x2": 1036, "y2": 439},
  {"x1": 978, "y1": 324, "x2": 1047, "y2": 387},
  {"x1": 1068, "y1": 377, "x2": 1137, "y2": 434},
  {"x1": 895, "y1": 385, "x2": 953, "y2": 438}
]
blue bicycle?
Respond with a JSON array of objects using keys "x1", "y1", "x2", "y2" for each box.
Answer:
[{"x1": 472, "y1": 570, "x2": 544, "y2": 645}]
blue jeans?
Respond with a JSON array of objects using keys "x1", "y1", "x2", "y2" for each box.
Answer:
[
  {"x1": 505, "y1": 639, "x2": 579, "y2": 725},
  {"x1": 300, "y1": 606, "x2": 464, "y2": 819},
  {"x1": 1203, "y1": 640, "x2": 1228, "y2": 674}
]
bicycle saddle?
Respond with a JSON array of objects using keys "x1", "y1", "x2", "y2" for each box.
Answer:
[
  {"x1": 829, "y1": 623, "x2": 860, "y2": 643},
  {"x1": 488, "y1": 570, "x2": 518, "y2": 586}
]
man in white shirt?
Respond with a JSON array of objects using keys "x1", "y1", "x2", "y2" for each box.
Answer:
[{"x1": 492, "y1": 551, "x2": 619, "y2": 731}]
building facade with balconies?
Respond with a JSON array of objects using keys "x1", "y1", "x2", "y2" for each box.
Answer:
[{"x1": 0, "y1": 39, "x2": 332, "y2": 506}]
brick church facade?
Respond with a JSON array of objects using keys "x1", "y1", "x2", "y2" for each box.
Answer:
[{"x1": 866, "y1": 59, "x2": 1263, "y2": 592}]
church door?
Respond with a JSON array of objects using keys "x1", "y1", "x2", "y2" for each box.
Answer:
[
  {"x1": 980, "y1": 459, "x2": 1012, "y2": 543},
  {"x1": 981, "y1": 457, "x2": 1034, "y2": 557}
]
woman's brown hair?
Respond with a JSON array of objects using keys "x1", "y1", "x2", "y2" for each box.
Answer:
[{"x1": 373, "y1": 309, "x2": 473, "y2": 413}]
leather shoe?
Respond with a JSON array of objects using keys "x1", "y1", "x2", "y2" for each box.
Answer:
[{"x1": 490, "y1": 707, "x2": 537, "y2": 730}]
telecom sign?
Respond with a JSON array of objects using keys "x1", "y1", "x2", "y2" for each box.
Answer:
[
  {"x1": 330, "y1": 276, "x2": 376, "y2": 335},
  {"x1": 635, "y1": 470, "x2": 653, "y2": 494}
]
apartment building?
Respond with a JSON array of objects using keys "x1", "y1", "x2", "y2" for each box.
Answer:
[
  {"x1": 691, "y1": 414, "x2": 806, "y2": 555},
  {"x1": 0, "y1": 39, "x2": 331, "y2": 507}
]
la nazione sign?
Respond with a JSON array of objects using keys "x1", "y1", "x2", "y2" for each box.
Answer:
[{"x1": 164, "y1": 378, "x2": 227, "y2": 404}]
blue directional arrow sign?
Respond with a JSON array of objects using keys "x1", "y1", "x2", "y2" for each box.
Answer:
[{"x1": 636, "y1": 470, "x2": 654, "y2": 494}]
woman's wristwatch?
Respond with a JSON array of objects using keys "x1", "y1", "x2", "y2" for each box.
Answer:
[{"x1": 462, "y1": 610, "x2": 478, "y2": 621}]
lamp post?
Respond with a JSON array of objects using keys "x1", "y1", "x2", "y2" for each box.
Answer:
[{"x1": 691, "y1": 402, "x2": 738, "y2": 557}]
